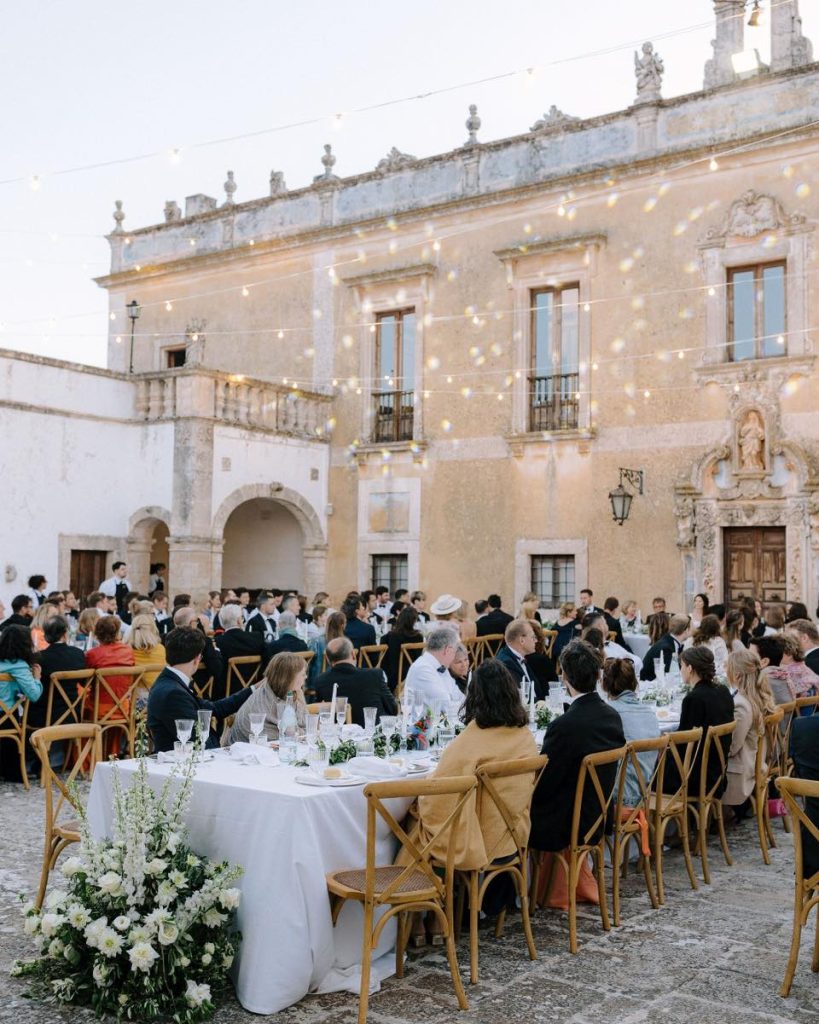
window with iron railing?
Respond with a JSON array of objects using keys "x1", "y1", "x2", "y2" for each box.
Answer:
[
  {"x1": 372, "y1": 554, "x2": 408, "y2": 594},
  {"x1": 529, "y1": 285, "x2": 580, "y2": 431},
  {"x1": 728, "y1": 261, "x2": 786, "y2": 362},
  {"x1": 531, "y1": 554, "x2": 575, "y2": 607},
  {"x1": 372, "y1": 309, "x2": 415, "y2": 442}
]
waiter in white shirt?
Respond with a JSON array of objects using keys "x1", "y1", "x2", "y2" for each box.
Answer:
[
  {"x1": 404, "y1": 625, "x2": 462, "y2": 704},
  {"x1": 98, "y1": 562, "x2": 132, "y2": 617}
]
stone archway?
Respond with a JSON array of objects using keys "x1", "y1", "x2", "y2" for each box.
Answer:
[
  {"x1": 127, "y1": 506, "x2": 172, "y2": 593},
  {"x1": 212, "y1": 484, "x2": 327, "y2": 598}
]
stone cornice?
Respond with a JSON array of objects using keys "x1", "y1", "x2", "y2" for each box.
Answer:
[
  {"x1": 340, "y1": 262, "x2": 437, "y2": 287},
  {"x1": 494, "y1": 233, "x2": 607, "y2": 263}
]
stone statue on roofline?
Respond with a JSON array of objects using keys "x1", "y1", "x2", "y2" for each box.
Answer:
[{"x1": 634, "y1": 41, "x2": 664, "y2": 102}]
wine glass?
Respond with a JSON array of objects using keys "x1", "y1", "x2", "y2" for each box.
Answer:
[
  {"x1": 335, "y1": 696, "x2": 349, "y2": 727},
  {"x1": 363, "y1": 707, "x2": 378, "y2": 737},
  {"x1": 319, "y1": 711, "x2": 337, "y2": 748},
  {"x1": 248, "y1": 713, "x2": 266, "y2": 745},
  {"x1": 175, "y1": 719, "x2": 194, "y2": 755},
  {"x1": 380, "y1": 715, "x2": 397, "y2": 756},
  {"x1": 196, "y1": 709, "x2": 212, "y2": 752}
]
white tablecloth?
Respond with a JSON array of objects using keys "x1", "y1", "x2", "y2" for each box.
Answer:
[
  {"x1": 624, "y1": 633, "x2": 651, "y2": 660},
  {"x1": 87, "y1": 752, "x2": 416, "y2": 1015}
]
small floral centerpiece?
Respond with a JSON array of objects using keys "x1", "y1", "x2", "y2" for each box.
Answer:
[
  {"x1": 640, "y1": 687, "x2": 673, "y2": 707},
  {"x1": 14, "y1": 755, "x2": 242, "y2": 1023},
  {"x1": 534, "y1": 701, "x2": 553, "y2": 730}
]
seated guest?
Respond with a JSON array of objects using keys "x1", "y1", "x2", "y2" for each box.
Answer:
[
  {"x1": 147, "y1": 628, "x2": 255, "y2": 752},
  {"x1": 619, "y1": 599, "x2": 642, "y2": 635},
  {"x1": 29, "y1": 616, "x2": 84, "y2": 730},
  {"x1": 306, "y1": 605, "x2": 329, "y2": 683},
  {"x1": 723, "y1": 648, "x2": 775, "y2": 819},
  {"x1": 267, "y1": 612, "x2": 309, "y2": 656},
  {"x1": 449, "y1": 642, "x2": 471, "y2": 693},
  {"x1": 476, "y1": 594, "x2": 514, "y2": 637},
  {"x1": 85, "y1": 615, "x2": 135, "y2": 695},
  {"x1": 526, "y1": 619, "x2": 554, "y2": 698},
  {"x1": 518, "y1": 592, "x2": 542, "y2": 624},
  {"x1": 410, "y1": 590, "x2": 430, "y2": 625},
  {"x1": 246, "y1": 591, "x2": 278, "y2": 640},
  {"x1": 648, "y1": 611, "x2": 670, "y2": 647},
  {"x1": 202, "y1": 590, "x2": 222, "y2": 628},
  {"x1": 785, "y1": 601, "x2": 810, "y2": 625},
  {"x1": 552, "y1": 601, "x2": 579, "y2": 661},
  {"x1": 640, "y1": 614, "x2": 690, "y2": 681},
  {"x1": 602, "y1": 658, "x2": 661, "y2": 805},
  {"x1": 709, "y1": 603, "x2": 726, "y2": 628},
  {"x1": 530, "y1": 639, "x2": 626, "y2": 853},
  {"x1": 126, "y1": 613, "x2": 167, "y2": 691},
  {"x1": 76, "y1": 608, "x2": 100, "y2": 651},
  {"x1": 212, "y1": 603, "x2": 265, "y2": 698},
  {"x1": 313, "y1": 637, "x2": 397, "y2": 725},
  {"x1": 646, "y1": 596, "x2": 669, "y2": 628},
  {"x1": 602, "y1": 597, "x2": 628, "y2": 650},
  {"x1": 404, "y1": 626, "x2": 463, "y2": 703},
  {"x1": 0, "y1": 594, "x2": 35, "y2": 633},
  {"x1": 764, "y1": 604, "x2": 785, "y2": 634},
  {"x1": 30, "y1": 601, "x2": 61, "y2": 651},
  {"x1": 760, "y1": 633, "x2": 818, "y2": 702},
  {"x1": 685, "y1": 614, "x2": 729, "y2": 676},
  {"x1": 371, "y1": 587, "x2": 392, "y2": 627},
  {"x1": 152, "y1": 592, "x2": 172, "y2": 637},
  {"x1": 453, "y1": 600, "x2": 477, "y2": 642},
  {"x1": 582, "y1": 612, "x2": 643, "y2": 676},
  {"x1": 663, "y1": 646, "x2": 734, "y2": 796},
  {"x1": 121, "y1": 598, "x2": 152, "y2": 640},
  {"x1": 690, "y1": 592, "x2": 710, "y2": 631},
  {"x1": 739, "y1": 604, "x2": 759, "y2": 647},
  {"x1": 223, "y1": 651, "x2": 308, "y2": 744},
  {"x1": 786, "y1": 618, "x2": 819, "y2": 676},
  {"x1": 342, "y1": 596, "x2": 377, "y2": 650},
  {"x1": 723, "y1": 609, "x2": 746, "y2": 655},
  {"x1": 296, "y1": 594, "x2": 313, "y2": 625},
  {"x1": 474, "y1": 599, "x2": 489, "y2": 627},
  {"x1": 576, "y1": 588, "x2": 602, "y2": 619},
  {"x1": 384, "y1": 606, "x2": 423, "y2": 692},
  {"x1": 429, "y1": 593, "x2": 462, "y2": 628},
  {"x1": 172, "y1": 607, "x2": 224, "y2": 694},
  {"x1": 27, "y1": 574, "x2": 48, "y2": 607},
  {"x1": 0, "y1": 624, "x2": 42, "y2": 705},
  {"x1": 496, "y1": 618, "x2": 537, "y2": 691},
  {"x1": 791, "y1": 712, "x2": 819, "y2": 880}
]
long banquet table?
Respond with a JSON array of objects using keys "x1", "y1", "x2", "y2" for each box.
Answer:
[{"x1": 87, "y1": 751, "x2": 416, "y2": 1015}]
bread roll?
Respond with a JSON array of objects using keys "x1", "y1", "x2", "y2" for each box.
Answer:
[{"x1": 323, "y1": 766, "x2": 343, "y2": 779}]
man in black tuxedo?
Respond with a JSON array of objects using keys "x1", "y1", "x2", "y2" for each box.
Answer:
[
  {"x1": 313, "y1": 637, "x2": 397, "y2": 726},
  {"x1": 245, "y1": 591, "x2": 278, "y2": 641},
  {"x1": 266, "y1": 612, "x2": 309, "y2": 656},
  {"x1": 171, "y1": 606, "x2": 224, "y2": 695},
  {"x1": 602, "y1": 597, "x2": 629, "y2": 650},
  {"x1": 640, "y1": 614, "x2": 691, "y2": 681},
  {"x1": 343, "y1": 596, "x2": 377, "y2": 650},
  {"x1": 213, "y1": 603, "x2": 268, "y2": 699},
  {"x1": 791, "y1": 714, "x2": 819, "y2": 878},
  {"x1": 29, "y1": 615, "x2": 86, "y2": 730},
  {"x1": 148, "y1": 627, "x2": 254, "y2": 753},
  {"x1": 496, "y1": 619, "x2": 537, "y2": 690},
  {"x1": 574, "y1": 589, "x2": 603, "y2": 623},
  {"x1": 0, "y1": 594, "x2": 34, "y2": 633},
  {"x1": 475, "y1": 594, "x2": 514, "y2": 637},
  {"x1": 529, "y1": 639, "x2": 625, "y2": 852},
  {"x1": 786, "y1": 618, "x2": 819, "y2": 675}
]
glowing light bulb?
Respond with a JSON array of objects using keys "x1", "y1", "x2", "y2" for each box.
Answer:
[
  {"x1": 109, "y1": 312, "x2": 116, "y2": 321},
  {"x1": 165, "y1": 301, "x2": 173, "y2": 311},
  {"x1": 709, "y1": 157, "x2": 719, "y2": 172},
  {"x1": 242, "y1": 286, "x2": 249, "y2": 297},
  {"x1": 278, "y1": 329, "x2": 284, "y2": 339},
  {"x1": 708, "y1": 287, "x2": 716, "y2": 296},
  {"x1": 29, "y1": 175, "x2": 41, "y2": 191}
]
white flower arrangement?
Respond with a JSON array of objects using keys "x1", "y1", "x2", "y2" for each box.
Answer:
[{"x1": 14, "y1": 754, "x2": 242, "y2": 1022}]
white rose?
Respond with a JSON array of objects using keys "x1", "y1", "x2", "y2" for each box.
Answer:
[
  {"x1": 218, "y1": 888, "x2": 241, "y2": 910},
  {"x1": 168, "y1": 870, "x2": 187, "y2": 888},
  {"x1": 201, "y1": 953, "x2": 212, "y2": 966},
  {"x1": 128, "y1": 941, "x2": 159, "y2": 973},
  {"x1": 113, "y1": 915, "x2": 131, "y2": 932},
  {"x1": 92, "y1": 962, "x2": 108, "y2": 985},
  {"x1": 157, "y1": 920, "x2": 179, "y2": 946},
  {"x1": 84, "y1": 916, "x2": 108, "y2": 949},
  {"x1": 178, "y1": 954, "x2": 191, "y2": 967},
  {"x1": 67, "y1": 905, "x2": 91, "y2": 930},
  {"x1": 203, "y1": 908, "x2": 225, "y2": 928},
  {"x1": 40, "y1": 913, "x2": 65, "y2": 938},
  {"x1": 145, "y1": 858, "x2": 168, "y2": 876},
  {"x1": 97, "y1": 872, "x2": 123, "y2": 897},
  {"x1": 156, "y1": 882, "x2": 177, "y2": 907},
  {"x1": 143, "y1": 908, "x2": 170, "y2": 931},
  {"x1": 128, "y1": 926, "x2": 149, "y2": 944},
  {"x1": 98, "y1": 927, "x2": 124, "y2": 958},
  {"x1": 118, "y1": 994, "x2": 129, "y2": 1006},
  {"x1": 48, "y1": 938, "x2": 65, "y2": 958},
  {"x1": 24, "y1": 915, "x2": 40, "y2": 936},
  {"x1": 185, "y1": 980, "x2": 211, "y2": 1008},
  {"x1": 61, "y1": 857, "x2": 84, "y2": 878},
  {"x1": 203, "y1": 942, "x2": 215, "y2": 955}
]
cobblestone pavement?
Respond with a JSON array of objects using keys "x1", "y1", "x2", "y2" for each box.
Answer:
[{"x1": 1, "y1": 779, "x2": 817, "y2": 1023}]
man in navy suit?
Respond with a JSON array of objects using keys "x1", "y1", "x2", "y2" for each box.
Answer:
[
  {"x1": 496, "y1": 619, "x2": 537, "y2": 691},
  {"x1": 343, "y1": 596, "x2": 377, "y2": 650},
  {"x1": 314, "y1": 637, "x2": 397, "y2": 726},
  {"x1": 148, "y1": 627, "x2": 255, "y2": 753}
]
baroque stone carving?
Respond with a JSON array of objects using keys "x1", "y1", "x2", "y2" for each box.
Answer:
[
  {"x1": 269, "y1": 170, "x2": 287, "y2": 197},
  {"x1": 375, "y1": 147, "x2": 417, "y2": 175},
  {"x1": 738, "y1": 410, "x2": 766, "y2": 472},
  {"x1": 634, "y1": 42, "x2": 664, "y2": 102},
  {"x1": 530, "y1": 105, "x2": 579, "y2": 132},
  {"x1": 703, "y1": 189, "x2": 807, "y2": 243},
  {"x1": 314, "y1": 144, "x2": 340, "y2": 184},
  {"x1": 164, "y1": 201, "x2": 181, "y2": 223}
]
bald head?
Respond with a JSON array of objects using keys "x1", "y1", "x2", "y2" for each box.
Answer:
[{"x1": 327, "y1": 636, "x2": 355, "y2": 665}]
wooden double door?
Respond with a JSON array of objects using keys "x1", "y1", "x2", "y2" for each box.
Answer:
[
  {"x1": 70, "y1": 549, "x2": 108, "y2": 604},
  {"x1": 723, "y1": 527, "x2": 786, "y2": 611}
]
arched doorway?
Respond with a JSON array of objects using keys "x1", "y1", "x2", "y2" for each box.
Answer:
[{"x1": 128, "y1": 507, "x2": 172, "y2": 594}]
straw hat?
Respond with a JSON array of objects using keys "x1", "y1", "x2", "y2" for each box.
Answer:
[{"x1": 430, "y1": 594, "x2": 462, "y2": 616}]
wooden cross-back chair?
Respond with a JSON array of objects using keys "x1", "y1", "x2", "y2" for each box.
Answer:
[
  {"x1": 358, "y1": 644, "x2": 387, "y2": 670},
  {"x1": 477, "y1": 634, "x2": 505, "y2": 660},
  {"x1": 688, "y1": 720, "x2": 736, "y2": 885},
  {"x1": 326, "y1": 775, "x2": 476, "y2": 1024},
  {"x1": 225, "y1": 655, "x2": 262, "y2": 697},
  {"x1": 452, "y1": 755, "x2": 548, "y2": 984},
  {"x1": 396, "y1": 642, "x2": 424, "y2": 700},
  {"x1": 646, "y1": 727, "x2": 703, "y2": 904},
  {"x1": 31, "y1": 723, "x2": 102, "y2": 909},
  {"x1": 0, "y1": 683, "x2": 30, "y2": 789},
  {"x1": 610, "y1": 734, "x2": 669, "y2": 926},
  {"x1": 750, "y1": 707, "x2": 785, "y2": 864},
  {"x1": 192, "y1": 675, "x2": 214, "y2": 700},
  {"x1": 533, "y1": 746, "x2": 627, "y2": 954},
  {"x1": 89, "y1": 665, "x2": 162, "y2": 759},
  {"x1": 37, "y1": 668, "x2": 95, "y2": 784},
  {"x1": 779, "y1": 699, "x2": 798, "y2": 778},
  {"x1": 775, "y1": 776, "x2": 819, "y2": 997}
]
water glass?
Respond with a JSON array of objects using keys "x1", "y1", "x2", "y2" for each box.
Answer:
[
  {"x1": 335, "y1": 696, "x2": 349, "y2": 726},
  {"x1": 305, "y1": 714, "x2": 319, "y2": 745},
  {"x1": 363, "y1": 707, "x2": 378, "y2": 737},
  {"x1": 248, "y1": 713, "x2": 266, "y2": 745},
  {"x1": 279, "y1": 735, "x2": 298, "y2": 764},
  {"x1": 437, "y1": 723, "x2": 455, "y2": 752},
  {"x1": 175, "y1": 718, "x2": 194, "y2": 752},
  {"x1": 308, "y1": 742, "x2": 329, "y2": 775}
]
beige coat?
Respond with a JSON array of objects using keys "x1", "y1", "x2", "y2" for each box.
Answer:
[
  {"x1": 723, "y1": 692, "x2": 759, "y2": 806},
  {"x1": 413, "y1": 721, "x2": 538, "y2": 871}
]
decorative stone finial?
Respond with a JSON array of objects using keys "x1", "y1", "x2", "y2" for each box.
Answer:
[
  {"x1": 269, "y1": 170, "x2": 287, "y2": 197},
  {"x1": 465, "y1": 104, "x2": 481, "y2": 146},
  {"x1": 634, "y1": 41, "x2": 664, "y2": 102},
  {"x1": 313, "y1": 143, "x2": 339, "y2": 184},
  {"x1": 223, "y1": 170, "x2": 237, "y2": 206},
  {"x1": 164, "y1": 200, "x2": 181, "y2": 223},
  {"x1": 112, "y1": 200, "x2": 125, "y2": 234},
  {"x1": 530, "y1": 105, "x2": 579, "y2": 132}
]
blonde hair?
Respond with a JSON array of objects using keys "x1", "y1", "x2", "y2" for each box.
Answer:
[
  {"x1": 519, "y1": 592, "x2": 539, "y2": 620},
  {"x1": 727, "y1": 648, "x2": 775, "y2": 731},
  {"x1": 31, "y1": 603, "x2": 56, "y2": 630},
  {"x1": 77, "y1": 609, "x2": 99, "y2": 636},
  {"x1": 127, "y1": 613, "x2": 162, "y2": 652},
  {"x1": 559, "y1": 601, "x2": 576, "y2": 618},
  {"x1": 263, "y1": 652, "x2": 308, "y2": 703}
]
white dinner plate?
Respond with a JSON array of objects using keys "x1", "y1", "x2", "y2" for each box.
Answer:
[
  {"x1": 295, "y1": 771, "x2": 367, "y2": 788},
  {"x1": 407, "y1": 760, "x2": 433, "y2": 774}
]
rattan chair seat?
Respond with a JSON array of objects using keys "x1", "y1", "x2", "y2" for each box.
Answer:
[{"x1": 328, "y1": 865, "x2": 435, "y2": 900}]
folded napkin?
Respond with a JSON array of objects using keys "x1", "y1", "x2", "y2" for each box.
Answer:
[
  {"x1": 155, "y1": 750, "x2": 215, "y2": 764},
  {"x1": 345, "y1": 756, "x2": 407, "y2": 779},
  {"x1": 340, "y1": 724, "x2": 365, "y2": 741},
  {"x1": 229, "y1": 742, "x2": 280, "y2": 767}
]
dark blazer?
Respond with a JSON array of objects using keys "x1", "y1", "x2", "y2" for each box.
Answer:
[
  {"x1": 663, "y1": 681, "x2": 735, "y2": 797},
  {"x1": 791, "y1": 715, "x2": 819, "y2": 877},
  {"x1": 639, "y1": 634, "x2": 682, "y2": 681},
  {"x1": 344, "y1": 618, "x2": 377, "y2": 651},
  {"x1": 805, "y1": 648, "x2": 819, "y2": 676},
  {"x1": 529, "y1": 692, "x2": 626, "y2": 852},
  {"x1": 147, "y1": 666, "x2": 254, "y2": 753},
  {"x1": 496, "y1": 645, "x2": 528, "y2": 684},
  {"x1": 245, "y1": 613, "x2": 277, "y2": 638},
  {"x1": 313, "y1": 662, "x2": 398, "y2": 725},
  {"x1": 603, "y1": 612, "x2": 629, "y2": 652},
  {"x1": 213, "y1": 629, "x2": 268, "y2": 700},
  {"x1": 525, "y1": 652, "x2": 553, "y2": 699},
  {"x1": 0, "y1": 614, "x2": 32, "y2": 633},
  {"x1": 476, "y1": 609, "x2": 514, "y2": 637},
  {"x1": 384, "y1": 629, "x2": 423, "y2": 691},
  {"x1": 266, "y1": 633, "x2": 309, "y2": 657},
  {"x1": 29, "y1": 642, "x2": 86, "y2": 728}
]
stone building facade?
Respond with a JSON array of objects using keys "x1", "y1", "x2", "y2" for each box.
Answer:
[{"x1": 2, "y1": 1, "x2": 818, "y2": 615}]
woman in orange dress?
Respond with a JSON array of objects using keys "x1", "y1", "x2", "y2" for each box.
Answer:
[{"x1": 84, "y1": 615, "x2": 135, "y2": 754}]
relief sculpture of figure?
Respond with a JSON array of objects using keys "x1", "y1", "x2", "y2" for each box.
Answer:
[
  {"x1": 739, "y1": 411, "x2": 766, "y2": 472},
  {"x1": 634, "y1": 41, "x2": 664, "y2": 101}
]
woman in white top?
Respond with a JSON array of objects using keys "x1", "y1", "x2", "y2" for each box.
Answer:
[
  {"x1": 685, "y1": 614, "x2": 729, "y2": 675},
  {"x1": 689, "y1": 592, "x2": 709, "y2": 631}
]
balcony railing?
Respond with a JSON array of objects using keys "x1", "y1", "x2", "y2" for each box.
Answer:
[
  {"x1": 371, "y1": 389, "x2": 414, "y2": 443},
  {"x1": 528, "y1": 373, "x2": 579, "y2": 432}
]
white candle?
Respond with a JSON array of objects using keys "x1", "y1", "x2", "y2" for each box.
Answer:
[
  {"x1": 330, "y1": 683, "x2": 338, "y2": 720},
  {"x1": 528, "y1": 680, "x2": 536, "y2": 724}
]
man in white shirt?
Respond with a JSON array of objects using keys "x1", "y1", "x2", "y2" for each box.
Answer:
[
  {"x1": 372, "y1": 587, "x2": 392, "y2": 626},
  {"x1": 99, "y1": 562, "x2": 132, "y2": 617},
  {"x1": 404, "y1": 625, "x2": 462, "y2": 704}
]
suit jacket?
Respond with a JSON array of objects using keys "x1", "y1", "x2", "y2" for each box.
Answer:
[
  {"x1": 496, "y1": 645, "x2": 528, "y2": 684},
  {"x1": 476, "y1": 609, "x2": 514, "y2": 638},
  {"x1": 0, "y1": 614, "x2": 32, "y2": 633},
  {"x1": 29, "y1": 642, "x2": 86, "y2": 728},
  {"x1": 805, "y1": 648, "x2": 819, "y2": 676},
  {"x1": 245, "y1": 613, "x2": 277, "y2": 638},
  {"x1": 313, "y1": 662, "x2": 397, "y2": 725},
  {"x1": 213, "y1": 629, "x2": 268, "y2": 700},
  {"x1": 147, "y1": 666, "x2": 254, "y2": 753},
  {"x1": 639, "y1": 634, "x2": 681, "y2": 681},
  {"x1": 791, "y1": 715, "x2": 819, "y2": 877},
  {"x1": 603, "y1": 612, "x2": 629, "y2": 651},
  {"x1": 384, "y1": 629, "x2": 423, "y2": 691},
  {"x1": 663, "y1": 681, "x2": 735, "y2": 797},
  {"x1": 266, "y1": 633, "x2": 309, "y2": 657},
  {"x1": 529, "y1": 692, "x2": 626, "y2": 852},
  {"x1": 344, "y1": 618, "x2": 377, "y2": 651}
]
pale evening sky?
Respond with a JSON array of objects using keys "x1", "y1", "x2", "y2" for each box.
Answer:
[{"x1": 2, "y1": 0, "x2": 814, "y2": 366}]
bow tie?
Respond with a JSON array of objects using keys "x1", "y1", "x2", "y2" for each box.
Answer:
[{"x1": 437, "y1": 665, "x2": 447, "y2": 674}]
